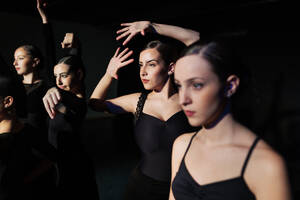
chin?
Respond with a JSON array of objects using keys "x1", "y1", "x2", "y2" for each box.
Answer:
[{"x1": 187, "y1": 118, "x2": 202, "y2": 127}]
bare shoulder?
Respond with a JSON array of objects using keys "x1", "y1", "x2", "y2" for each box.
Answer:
[
  {"x1": 251, "y1": 139, "x2": 287, "y2": 174},
  {"x1": 173, "y1": 132, "x2": 197, "y2": 159},
  {"x1": 108, "y1": 92, "x2": 142, "y2": 113},
  {"x1": 245, "y1": 138, "x2": 291, "y2": 199}
]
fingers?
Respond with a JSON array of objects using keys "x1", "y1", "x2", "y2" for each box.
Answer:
[
  {"x1": 122, "y1": 34, "x2": 135, "y2": 46},
  {"x1": 43, "y1": 96, "x2": 55, "y2": 119},
  {"x1": 116, "y1": 27, "x2": 129, "y2": 34},
  {"x1": 42, "y1": 88, "x2": 61, "y2": 119},
  {"x1": 113, "y1": 47, "x2": 121, "y2": 57},
  {"x1": 120, "y1": 23, "x2": 132, "y2": 27},
  {"x1": 116, "y1": 31, "x2": 131, "y2": 41},
  {"x1": 120, "y1": 59, "x2": 134, "y2": 68},
  {"x1": 119, "y1": 49, "x2": 133, "y2": 62},
  {"x1": 117, "y1": 47, "x2": 130, "y2": 58}
]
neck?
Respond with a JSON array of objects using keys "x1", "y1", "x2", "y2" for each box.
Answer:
[
  {"x1": 152, "y1": 77, "x2": 176, "y2": 99},
  {"x1": 198, "y1": 101, "x2": 238, "y2": 145},
  {"x1": 0, "y1": 115, "x2": 21, "y2": 134},
  {"x1": 23, "y1": 72, "x2": 39, "y2": 84}
]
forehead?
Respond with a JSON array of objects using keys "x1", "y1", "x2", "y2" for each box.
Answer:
[
  {"x1": 174, "y1": 55, "x2": 214, "y2": 80},
  {"x1": 139, "y1": 48, "x2": 161, "y2": 62},
  {"x1": 14, "y1": 47, "x2": 28, "y2": 56},
  {"x1": 54, "y1": 63, "x2": 71, "y2": 73}
]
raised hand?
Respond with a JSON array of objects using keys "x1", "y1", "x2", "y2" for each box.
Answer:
[
  {"x1": 106, "y1": 47, "x2": 134, "y2": 79},
  {"x1": 37, "y1": 0, "x2": 48, "y2": 23},
  {"x1": 42, "y1": 87, "x2": 61, "y2": 119},
  {"x1": 116, "y1": 21, "x2": 154, "y2": 46},
  {"x1": 61, "y1": 33, "x2": 77, "y2": 49}
]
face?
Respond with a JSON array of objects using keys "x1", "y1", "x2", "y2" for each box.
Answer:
[
  {"x1": 13, "y1": 47, "x2": 35, "y2": 75},
  {"x1": 54, "y1": 63, "x2": 77, "y2": 92},
  {"x1": 139, "y1": 48, "x2": 169, "y2": 91},
  {"x1": 174, "y1": 54, "x2": 224, "y2": 127}
]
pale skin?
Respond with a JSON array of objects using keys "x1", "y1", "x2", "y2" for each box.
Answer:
[
  {"x1": 89, "y1": 21, "x2": 200, "y2": 117},
  {"x1": 43, "y1": 63, "x2": 84, "y2": 119},
  {"x1": 168, "y1": 54, "x2": 291, "y2": 200},
  {"x1": 89, "y1": 47, "x2": 182, "y2": 121},
  {"x1": 13, "y1": 47, "x2": 41, "y2": 84},
  {"x1": 116, "y1": 21, "x2": 200, "y2": 46}
]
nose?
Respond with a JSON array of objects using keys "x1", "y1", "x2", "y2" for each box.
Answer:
[
  {"x1": 179, "y1": 87, "x2": 192, "y2": 107},
  {"x1": 140, "y1": 66, "x2": 147, "y2": 77},
  {"x1": 13, "y1": 59, "x2": 17, "y2": 66},
  {"x1": 56, "y1": 76, "x2": 62, "y2": 86}
]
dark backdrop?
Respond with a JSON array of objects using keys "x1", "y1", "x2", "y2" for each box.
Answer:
[{"x1": 0, "y1": 0, "x2": 299, "y2": 199}]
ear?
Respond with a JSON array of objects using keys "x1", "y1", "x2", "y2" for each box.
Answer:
[
  {"x1": 225, "y1": 75, "x2": 240, "y2": 98},
  {"x1": 167, "y1": 62, "x2": 175, "y2": 75},
  {"x1": 32, "y1": 57, "x2": 40, "y2": 68},
  {"x1": 3, "y1": 96, "x2": 14, "y2": 109}
]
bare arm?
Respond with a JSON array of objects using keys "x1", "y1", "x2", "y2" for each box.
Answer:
[
  {"x1": 246, "y1": 147, "x2": 292, "y2": 200},
  {"x1": 116, "y1": 21, "x2": 200, "y2": 46},
  {"x1": 88, "y1": 47, "x2": 136, "y2": 113},
  {"x1": 37, "y1": 0, "x2": 48, "y2": 24},
  {"x1": 169, "y1": 134, "x2": 193, "y2": 200}
]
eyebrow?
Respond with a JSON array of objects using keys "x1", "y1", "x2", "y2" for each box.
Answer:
[
  {"x1": 139, "y1": 59, "x2": 159, "y2": 64},
  {"x1": 175, "y1": 77, "x2": 206, "y2": 83}
]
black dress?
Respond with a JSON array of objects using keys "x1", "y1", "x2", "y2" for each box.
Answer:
[
  {"x1": 0, "y1": 123, "x2": 56, "y2": 200},
  {"x1": 123, "y1": 92, "x2": 199, "y2": 200},
  {"x1": 48, "y1": 89, "x2": 99, "y2": 200},
  {"x1": 172, "y1": 133, "x2": 259, "y2": 200}
]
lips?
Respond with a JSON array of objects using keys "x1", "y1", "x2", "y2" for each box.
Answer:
[
  {"x1": 15, "y1": 67, "x2": 20, "y2": 71},
  {"x1": 142, "y1": 79, "x2": 149, "y2": 83},
  {"x1": 58, "y1": 86, "x2": 65, "y2": 90},
  {"x1": 184, "y1": 110, "x2": 195, "y2": 117}
]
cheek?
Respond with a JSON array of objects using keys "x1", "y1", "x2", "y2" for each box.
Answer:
[{"x1": 195, "y1": 89, "x2": 222, "y2": 118}]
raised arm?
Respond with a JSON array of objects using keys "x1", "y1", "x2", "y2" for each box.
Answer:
[
  {"x1": 88, "y1": 47, "x2": 137, "y2": 114},
  {"x1": 37, "y1": 0, "x2": 48, "y2": 24},
  {"x1": 116, "y1": 21, "x2": 200, "y2": 46}
]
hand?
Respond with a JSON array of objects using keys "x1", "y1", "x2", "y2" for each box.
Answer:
[
  {"x1": 43, "y1": 87, "x2": 61, "y2": 119},
  {"x1": 116, "y1": 21, "x2": 153, "y2": 45},
  {"x1": 37, "y1": 0, "x2": 48, "y2": 23},
  {"x1": 61, "y1": 33, "x2": 77, "y2": 49},
  {"x1": 106, "y1": 47, "x2": 134, "y2": 79}
]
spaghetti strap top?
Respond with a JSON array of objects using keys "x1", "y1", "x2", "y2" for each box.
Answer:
[
  {"x1": 134, "y1": 92, "x2": 198, "y2": 182},
  {"x1": 172, "y1": 134, "x2": 260, "y2": 200}
]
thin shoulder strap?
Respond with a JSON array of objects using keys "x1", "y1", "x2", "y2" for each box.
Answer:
[
  {"x1": 241, "y1": 137, "x2": 260, "y2": 176},
  {"x1": 134, "y1": 92, "x2": 148, "y2": 122},
  {"x1": 182, "y1": 132, "x2": 198, "y2": 160}
]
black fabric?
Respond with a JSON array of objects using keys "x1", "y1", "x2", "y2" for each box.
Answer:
[
  {"x1": 0, "y1": 123, "x2": 57, "y2": 200},
  {"x1": 123, "y1": 166, "x2": 170, "y2": 200},
  {"x1": 172, "y1": 134, "x2": 260, "y2": 200},
  {"x1": 21, "y1": 81, "x2": 48, "y2": 133},
  {"x1": 47, "y1": 89, "x2": 99, "y2": 200},
  {"x1": 124, "y1": 92, "x2": 198, "y2": 199}
]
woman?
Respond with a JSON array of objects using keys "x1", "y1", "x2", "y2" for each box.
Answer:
[
  {"x1": 42, "y1": 55, "x2": 99, "y2": 200},
  {"x1": 0, "y1": 71, "x2": 56, "y2": 200},
  {"x1": 89, "y1": 21, "x2": 200, "y2": 200},
  {"x1": 170, "y1": 39, "x2": 291, "y2": 199}
]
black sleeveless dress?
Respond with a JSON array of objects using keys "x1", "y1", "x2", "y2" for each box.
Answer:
[
  {"x1": 172, "y1": 133, "x2": 259, "y2": 200},
  {"x1": 123, "y1": 92, "x2": 198, "y2": 200}
]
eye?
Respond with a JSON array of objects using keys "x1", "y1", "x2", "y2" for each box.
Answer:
[
  {"x1": 193, "y1": 83, "x2": 203, "y2": 89},
  {"x1": 174, "y1": 83, "x2": 181, "y2": 90},
  {"x1": 61, "y1": 74, "x2": 68, "y2": 78}
]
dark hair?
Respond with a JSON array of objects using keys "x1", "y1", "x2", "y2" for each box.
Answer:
[
  {"x1": 0, "y1": 74, "x2": 27, "y2": 117},
  {"x1": 180, "y1": 39, "x2": 246, "y2": 84},
  {"x1": 179, "y1": 39, "x2": 258, "y2": 126},
  {"x1": 57, "y1": 55, "x2": 85, "y2": 80},
  {"x1": 56, "y1": 55, "x2": 86, "y2": 96},
  {"x1": 142, "y1": 40, "x2": 179, "y2": 67},
  {"x1": 18, "y1": 44, "x2": 44, "y2": 71}
]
